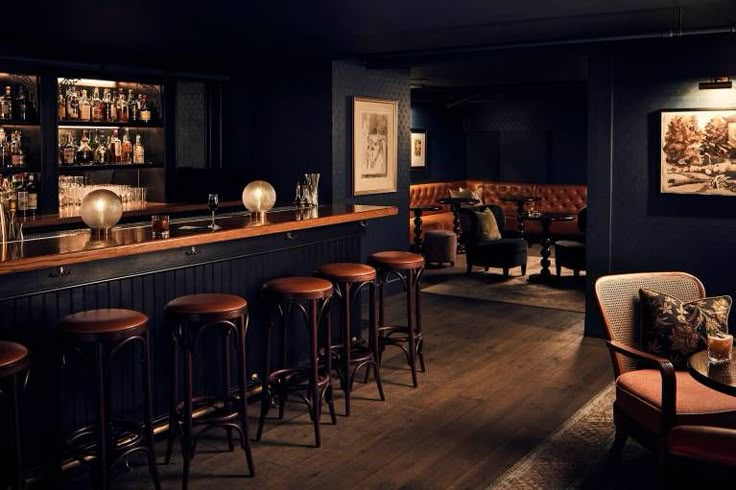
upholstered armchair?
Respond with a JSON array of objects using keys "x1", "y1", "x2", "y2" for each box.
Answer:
[
  {"x1": 554, "y1": 206, "x2": 587, "y2": 276},
  {"x1": 594, "y1": 272, "x2": 736, "y2": 461},
  {"x1": 458, "y1": 205, "x2": 528, "y2": 277}
]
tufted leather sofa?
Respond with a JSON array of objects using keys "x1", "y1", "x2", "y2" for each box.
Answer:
[{"x1": 409, "y1": 180, "x2": 587, "y2": 240}]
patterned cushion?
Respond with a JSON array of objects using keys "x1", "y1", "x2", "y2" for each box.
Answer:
[
  {"x1": 474, "y1": 208, "x2": 501, "y2": 241},
  {"x1": 449, "y1": 186, "x2": 483, "y2": 204},
  {"x1": 639, "y1": 288, "x2": 732, "y2": 369}
]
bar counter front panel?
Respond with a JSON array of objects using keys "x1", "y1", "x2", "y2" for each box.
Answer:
[{"x1": 0, "y1": 204, "x2": 396, "y2": 471}]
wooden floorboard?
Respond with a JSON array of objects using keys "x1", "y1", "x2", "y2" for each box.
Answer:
[{"x1": 70, "y1": 266, "x2": 611, "y2": 490}]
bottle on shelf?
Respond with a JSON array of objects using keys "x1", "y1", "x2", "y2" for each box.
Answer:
[
  {"x1": 26, "y1": 173, "x2": 37, "y2": 219},
  {"x1": 16, "y1": 174, "x2": 27, "y2": 219},
  {"x1": 76, "y1": 130, "x2": 94, "y2": 165},
  {"x1": 118, "y1": 93, "x2": 129, "y2": 122},
  {"x1": 79, "y1": 89, "x2": 91, "y2": 121},
  {"x1": 14, "y1": 131, "x2": 25, "y2": 167},
  {"x1": 16, "y1": 87, "x2": 29, "y2": 121},
  {"x1": 57, "y1": 87, "x2": 66, "y2": 119},
  {"x1": 140, "y1": 96, "x2": 151, "y2": 122},
  {"x1": 94, "y1": 134, "x2": 109, "y2": 164},
  {"x1": 121, "y1": 129, "x2": 133, "y2": 164},
  {"x1": 128, "y1": 89, "x2": 139, "y2": 122},
  {"x1": 133, "y1": 134, "x2": 145, "y2": 164},
  {"x1": 91, "y1": 88, "x2": 103, "y2": 122},
  {"x1": 62, "y1": 133, "x2": 76, "y2": 165},
  {"x1": 66, "y1": 87, "x2": 79, "y2": 120},
  {"x1": 108, "y1": 129, "x2": 122, "y2": 163},
  {"x1": 1, "y1": 86, "x2": 13, "y2": 120},
  {"x1": 104, "y1": 89, "x2": 114, "y2": 121},
  {"x1": 9, "y1": 131, "x2": 23, "y2": 167},
  {"x1": 0, "y1": 128, "x2": 6, "y2": 167}
]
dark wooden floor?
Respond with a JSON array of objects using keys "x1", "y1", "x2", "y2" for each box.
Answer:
[{"x1": 67, "y1": 263, "x2": 611, "y2": 489}]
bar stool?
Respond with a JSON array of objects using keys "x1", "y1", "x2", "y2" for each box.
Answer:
[
  {"x1": 314, "y1": 263, "x2": 385, "y2": 416},
  {"x1": 368, "y1": 251, "x2": 426, "y2": 388},
  {"x1": 56, "y1": 309, "x2": 160, "y2": 490},
  {"x1": 164, "y1": 293, "x2": 255, "y2": 489},
  {"x1": 257, "y1": 277, "x2": 336, "y2": 448},
  {"x1": 0, "y1": 341, "x2": 30, "y2": 490}
]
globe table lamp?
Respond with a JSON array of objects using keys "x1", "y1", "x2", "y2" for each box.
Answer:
[
  {"x1": 242, "y1": 180, "x2": 276, "y2": 221},
  {"x1": 80, "y1": 189, "x2": 123, "y2": 237}
]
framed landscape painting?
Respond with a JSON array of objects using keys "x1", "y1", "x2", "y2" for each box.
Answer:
[
  {"x1": 352, "y1": 96, "x2": 398, "y2": 196},
  {"x1": 410, "y1": 129, "x2": 427, "y2": 169},
  {"x1": 660, "y1": 109, "x2": 736, "y2": 196}
]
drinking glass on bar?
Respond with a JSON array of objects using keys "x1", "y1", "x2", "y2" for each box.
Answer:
[
  {"x1": 208, "y1": 193, "x2": 219, "y2": 230},
  {"x1": 151, "y1": 215, "x2": 170, "y2": 238}
]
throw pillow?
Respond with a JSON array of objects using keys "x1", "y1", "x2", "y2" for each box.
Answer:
[
  {"x1": 639, "y1": 288, "x2": 732, "y2": 369},
  {"x1": 474, "y1": 208, "x2": 502, "y2": 241},
  {"x1": 449, "y1": 186, "x2": 484, "y2": 205}
]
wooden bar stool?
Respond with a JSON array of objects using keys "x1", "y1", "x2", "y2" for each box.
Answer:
[
  {"x1": 257, "y1": 277, "x2": 336, "y2": 448},
  {"x1": 56, "y1": 309, "x2": 160, "y2": 490},
  {"x1": 164, "y1": 293, "x2": 255, "y2": 489},
  {"x1": 368, "y1": 251, "x2": 426, "y2": 388},
  {"x1": 0, "y1": 341, "x2": 30, "y2": 490},
  {"x1": 314, "y1": 263, "x2": 385, "y2": 416}
]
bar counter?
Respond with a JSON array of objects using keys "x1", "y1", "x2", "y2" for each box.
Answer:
[{"x1": 0, "y1": 204, "x2": 396, "y2": 275}]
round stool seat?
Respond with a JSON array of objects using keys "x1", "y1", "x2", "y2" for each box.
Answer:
[
  {"x1": 316, "y1": 263, "x2": 376, "y2": 282},
  {"x1": 0, "y1": 341, "x2": 29, "y2": 377},
  {"x1": 263, "y1": 277, "x2": 333, "y2": 300},
  {"x1": 58, "y1": 308, "x2": 147, "y2": 342},
  {"x1": 368, "y1": 251, "x2": 424, "y2": 270},
  {"x1": 166, "y1": 293, "x2": 247, "y2": 316}
]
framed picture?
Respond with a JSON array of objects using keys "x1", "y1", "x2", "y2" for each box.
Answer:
[
  {"x1": 660, "y1": 108, "x2": 736, "y2": 196},
  {"x1": 352, "y1": 96, "x2": 398, "y2": 196},
  {"x1": 410, "y1": 129, "x2": 427, "y2": 169}
]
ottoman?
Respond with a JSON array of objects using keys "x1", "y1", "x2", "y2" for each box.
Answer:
[{"x1": 423, "y1": 230, "x2": 457, "y2": 267}]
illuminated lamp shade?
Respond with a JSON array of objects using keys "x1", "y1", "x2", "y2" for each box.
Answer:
[
  {"x1": 80, "y1": 189, "x2": 123, "y2": 235},
  {"x1": 242, "y1": 180, "x2": 277, "y2": 219}
]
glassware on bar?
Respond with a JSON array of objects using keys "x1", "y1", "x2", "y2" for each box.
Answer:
[{"x1": 151, "y1": 214, "x2": 170, "y2": 238}]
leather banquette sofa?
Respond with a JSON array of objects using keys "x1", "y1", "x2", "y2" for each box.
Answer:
[{"x1": 409, "y1": 180, "x2": 587, "y2": 241}]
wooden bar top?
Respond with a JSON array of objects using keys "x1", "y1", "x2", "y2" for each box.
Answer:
[{"x1": 0, "y1": 204, "x2": 397, "y2": 275}]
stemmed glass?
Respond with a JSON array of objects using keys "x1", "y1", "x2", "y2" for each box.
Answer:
[{"x1": 208, "y1": 193, "x2": 219, "y2": 230}]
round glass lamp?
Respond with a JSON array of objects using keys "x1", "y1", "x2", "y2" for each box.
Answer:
[
  {"x1": 242, "y1": 180, "x2": 276, "y2": 221},
  {"x1": 80, "y1": 189, "x2": 123, "y2": 237}
]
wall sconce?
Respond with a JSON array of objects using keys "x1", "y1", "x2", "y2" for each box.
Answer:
[
  {"x1": 242, "y1": 180, "x2": 276, "y2": 221},
  {"x1": 699, "y1": 77, "x2": 733, "y2": 90},
  {"x1": 80, "y1": 189, "x2": 123, "y2": 237}
]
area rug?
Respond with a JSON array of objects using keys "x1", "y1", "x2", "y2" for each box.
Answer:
[{"x1": 422, "y1": 257, "x2": 586, "y2": 313}]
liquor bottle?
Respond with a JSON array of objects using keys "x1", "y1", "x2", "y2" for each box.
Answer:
[
  {"x1": 128, "y1": 89, "x2": 139, "y2": 121},
  {"x1": 108, "y1": 129, "x2": 122, "y2": 163},
  {"x1": 0, "y1": 128, "x2": 6, "y2": 167},
  {"x1": 133, "y1": 134, "x2": 145, "y2": 164},
  {"x1": 76, "y1": 131, "x2": 94, "y2": 165},
  {"x1": 91, "y1": 88, "x2": 103, "y2": 121},
  {"x1": 62, "y1": 133, "x2": 76, "y2": 165},
  {"x1": 9, "y1": 131, "x2": 20, "y2": 166},
  {"x1": 16, "y1": 174, "x2": 27, "y2": 219},
  {"x1": 16, "y1": 87, "x2": 28, "y2": 121},
  {"x1": 103, "y1": 89, "x2": 114, "y2": 121},
  {"x1": 57, "y1": 86, "x2": 66, "y2": 119},
  {"x1": 121, "y1": 130, "x2": 133, "y2": 164},
  {"x1": 79, "y1": 89, "x2": 91, "y2": 121},
  {"x1": 66, "y1": 88, "x2": 79, "y2": 120},
  {"x1": 139, "y1": 96, "x2": 151, "y2": 122},
  {"x1": 94, "y1": 135, "x2": 109, "y2": 164},
  {"x1": 15, "y1": 132, "x2": 25, "y2": 166},
  {"x1": 26, "y1": 173, "x2": 37, "y2": 219},
  {"x1": 118, "y1": 93, "x2": 128, "y2": 122},
  {"x1": 1, "y1": 86, "x2": 13, "y2": 120}
]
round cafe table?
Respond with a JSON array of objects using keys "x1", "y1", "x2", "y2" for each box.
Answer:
[
  {"x1": 520, "y1": 212, "x2": 575, "y2": 281},
  {"x1": 688, "y1": 349, "x2": 736, "y2": 397},
  {"x1": 409, "y1": 205, "x2": 441, "y2": 253},
  {"x1": 500, "y1": 195, "x2": 541, "y2": 235},
  {"x1": 437, "y1": 197, "x2": 479, "y2": 253}
]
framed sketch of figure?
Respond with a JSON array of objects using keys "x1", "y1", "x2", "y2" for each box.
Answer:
[
  {"x1": 411, "y1": 129, "x2": 427, "y2": 169},
  {"x1": 352, "y1": 96, "x2": 398, "y2": 195}
]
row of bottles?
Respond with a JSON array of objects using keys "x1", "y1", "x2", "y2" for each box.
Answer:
[
  {"x1": 0, "y1": 85, "x2": 36, "y2": 122},
  {"x1": 59, "y1": 86, "x2": 155, "y2": 123},
  {"x1": 60, "y1": 129, "x2": 145, "y2": 166},
  {"x1": 1, "y1": 173, "x2": 38, "y2": 220},
  {"x1": 0, "y1": 128, "x2": 27, "y2": 167}
]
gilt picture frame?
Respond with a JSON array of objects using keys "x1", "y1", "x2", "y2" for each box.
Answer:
[
  {"x1": 352, "y1": 96, "x2": 398, "y2": 196},
  {"x1": 410, "y1": 129, "x2": 427, "y2": 169}
]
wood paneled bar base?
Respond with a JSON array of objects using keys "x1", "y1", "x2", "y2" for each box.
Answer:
[{"x1": 0, "y1": 204, "x2": 396, "y2": 480}]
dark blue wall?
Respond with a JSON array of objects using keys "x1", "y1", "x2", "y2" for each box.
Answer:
[
  {"x1": 410, "y1": 103, "x2": 466, "y2": 182},
  {"x1": 585, "y1": 37, "x2": 736, "y2": 336}
]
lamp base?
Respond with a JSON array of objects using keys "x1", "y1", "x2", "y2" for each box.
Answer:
[{"x1": 250, "y1": 211, "x2": 267, "y2": 223}]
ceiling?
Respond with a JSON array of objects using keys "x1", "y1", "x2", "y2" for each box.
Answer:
[{"x1": 2, "y1": 1, "x2": 736, "y2": 73}]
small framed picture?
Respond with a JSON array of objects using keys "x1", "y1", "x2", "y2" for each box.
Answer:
[
  {"x1": 352, "y1": 97, "x2": 398, "y2": 196},
  {"x1": 410, "y1": 129, "x2": 427, "y2": 169}
]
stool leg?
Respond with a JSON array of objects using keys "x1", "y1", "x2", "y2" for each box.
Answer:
[
  {"x1": 324, "y1": 299, "x2": 337, "y2": 425},
  {"x1": 94, "y1": 343, "x2": 109, "y2": 490},
  {"x1": 415, "y1": 268, "x2": 426, "y2": 374},
  {"x1": 406, "y1": 270, "x2": 419, "y2": 388},
  {"x1": 9, "y1": 373, "x2": 24, "y2": 490},
  {"x1": 142, "y1": 331, "x2": 162, "y2": 490},
  {"x1": 369, "y1": 281, "x2": 385, "y2": 401},
  {"x1": 223, "y1": 330, "x2": 235, "y2": 452},
  {"x1": 165, "y1": 327, "x2": 180, "y2": 465},
  {"x1": 181, "y1": 328, "x2": 194, "y2": 490},
  {"x1": 342, "y1": 282, "x2": 352, "y2": 416},
  {"x1": 237, "y1": 314, "x2": 255, "y2": 477},
  {"x1": 278, "y1": 310, "x2": 288, "y2": 420},
  {"x1": 309, "y1": 299, "x2": 321, "y2": 448},
  {"x1": 377, "y1": 272, "x2": 386, "y2": 366},
  {"x1": 256, "y1": 317, "x2": 272, "y2": 441}
]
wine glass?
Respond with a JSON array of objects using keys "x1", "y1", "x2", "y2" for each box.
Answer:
[{"x1": 208, "y1": 193, "x2": 219, "y2": 229}]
